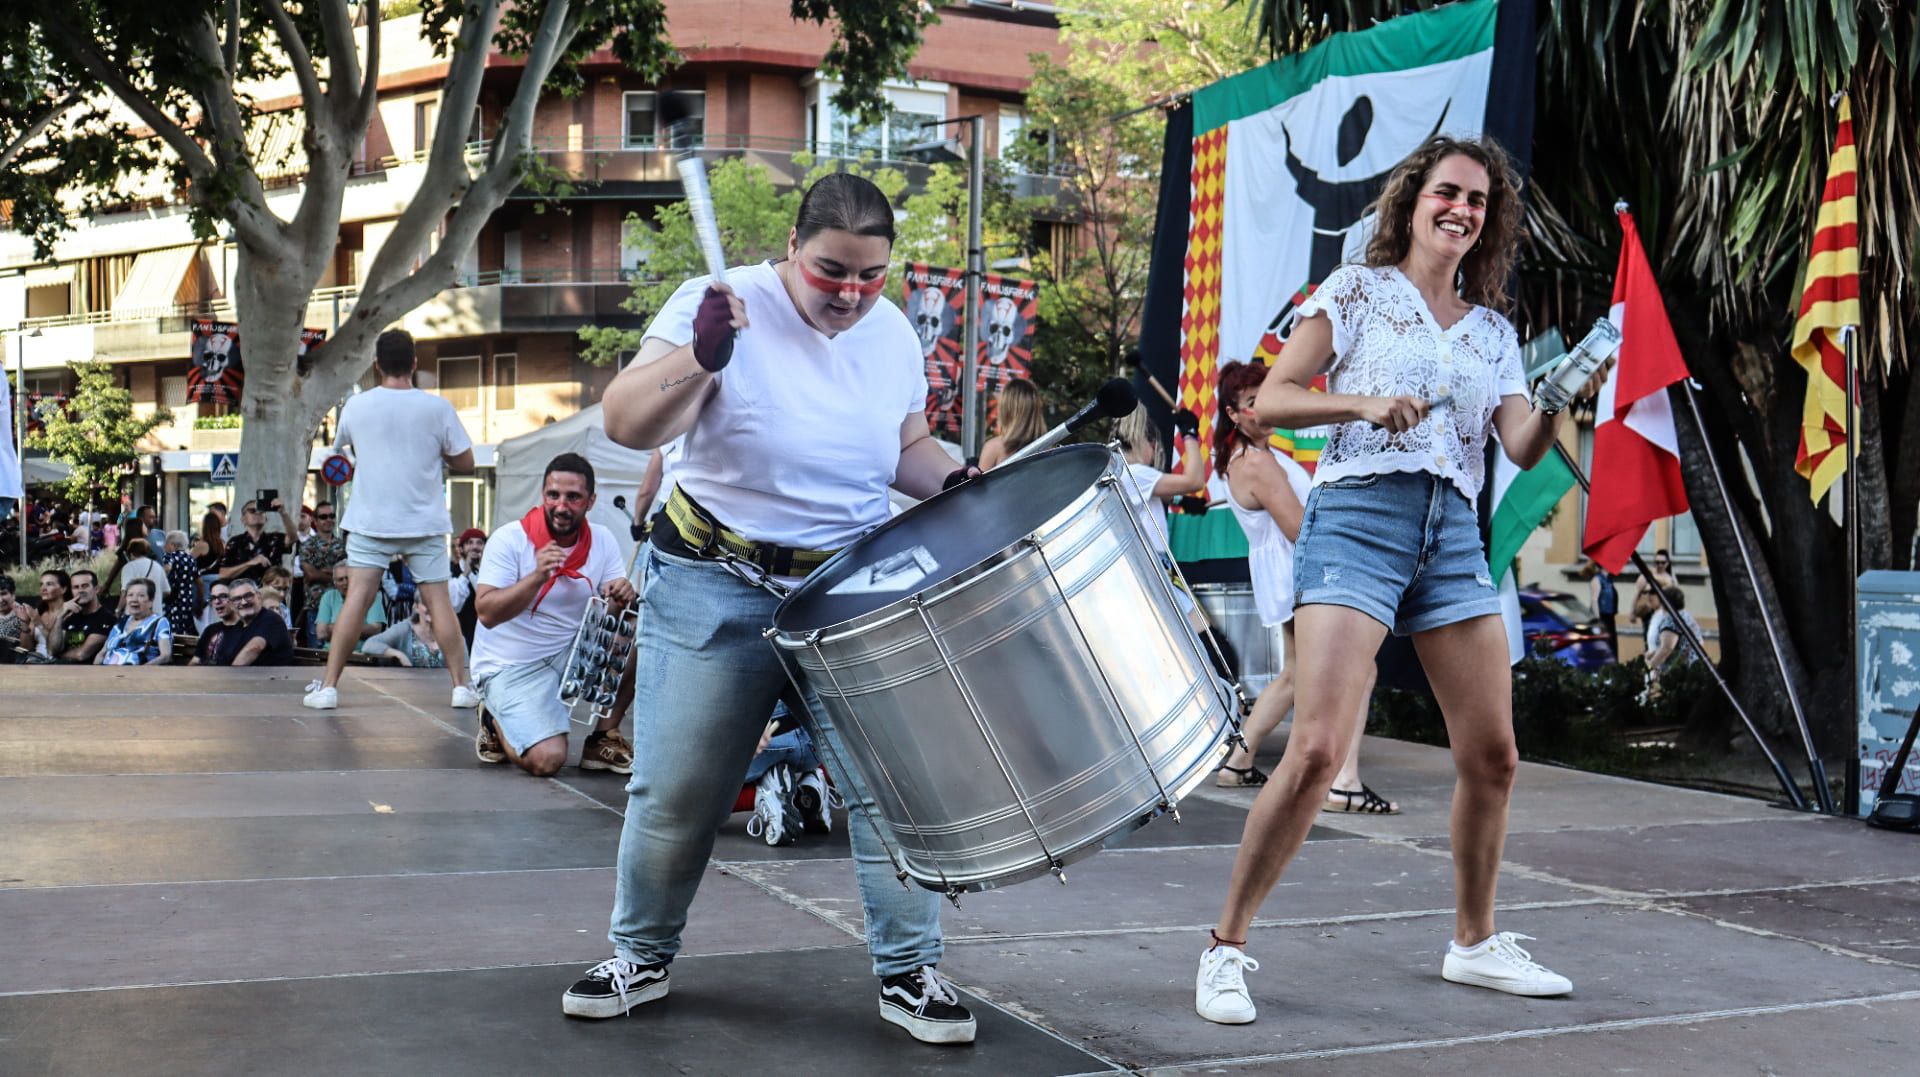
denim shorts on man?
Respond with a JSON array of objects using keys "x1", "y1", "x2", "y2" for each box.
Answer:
[
  {"x1": 345, "y1": 531, "x2": 450, "y2": 583},
  {"x1": 1293, "y1": 470, "x2": 1502, "y2": 636},
  {"x1": 475, "y1": 653, "x2": 570, "y2": 754}
]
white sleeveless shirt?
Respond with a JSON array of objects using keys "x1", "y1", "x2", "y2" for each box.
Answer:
[{"x1": 1225, "y1": 446, "x2": 1313, "y2": 627}]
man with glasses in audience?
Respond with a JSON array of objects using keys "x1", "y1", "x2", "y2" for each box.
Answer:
[
  {"x1": 219, "y1": 497, "x2": 295, "y2": 585},
  {"x1": 191, "y1": 583, "x2": 240, "y2": 664},
  {"x1": 207, "y1": 579, "x2": 294, "y2": 667},
  {"x1": 299, "y1": 502, "x2": 348, "y2": 646}
]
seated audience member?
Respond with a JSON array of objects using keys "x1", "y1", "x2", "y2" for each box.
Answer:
[
  {"x1": 260, "y1": 566, "x2": 296, "y2": 629},
  {"x1": 208, "y1": 579, "x2": 294, "y2": 666},
  {"x1": 741, "y1": 708, "x2": 838, "y2": 847},
  {"x1": 160, "y1": 530, "x2": 201, "y2": 637},
  {"x1": 364, "y1": 605, "x2": 448, "y2": 669},
  {"x1": 297, "y1": 503, "x2": 346, "y2": 644},
  {"x1": 55, "y1": 569, "x2": 116, "y2": 664},
  {"x1": 191, "y1": 582, "x2": 240, "y2": 664},
  {"x1": 0, "y1": 576, "x2": 51, "y2": 663},
  {"x1": 116, "y1": 537, "x2": 171, "y2": 615},
  {"x1": 96, "y1": 578, "x2": 174, "y2": 665},
  {"x1": 317, "y1": 563, "x2": 388, "y2": 650}
]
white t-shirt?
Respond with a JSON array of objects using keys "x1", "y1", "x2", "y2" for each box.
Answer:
[
  {"x1": 1121, "y1": 462, "x2": 1172, "y2": 551},
  {"x1": 637, "y1": 262, "x2": 928, "y2": 549},
  {"x1": 118, "y1": 556, "x2": 171, "y2": 606},
  {"x1": 469, "y1": 520, "x2": 626, "y2": 678},
  {"x1": 1297, "y1": 264, "x2": 1526, "y2": 502},
  {"x1": 334, "y1": 387, "x2": 474, "y2": 538}
]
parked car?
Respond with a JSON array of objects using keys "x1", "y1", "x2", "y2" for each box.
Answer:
[{"x1": 1518, "y1": 586, "x2": 1616, "y2": 670}]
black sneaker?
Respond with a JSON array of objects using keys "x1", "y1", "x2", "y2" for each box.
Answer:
[
  {"x1": 878, "y1": 966, "x2": 977, "y2": 1044},
  {"x1": 561, "y1": 957, "x2": 669, "y2": 1019}
]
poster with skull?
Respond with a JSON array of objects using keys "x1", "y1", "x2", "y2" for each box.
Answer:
[
  {"x1": 975, "y1": 272, "x2": 1037, "y2": 431},
  {"x1": 902, "y1": 263, "x2": 967, "y2": 434},
  {"x1": 187, "y1": 319, "x2": 246, "y2": 405}
]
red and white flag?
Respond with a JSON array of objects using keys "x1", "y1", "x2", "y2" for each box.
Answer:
[{"x1": 1581, "y1": 209, "x2": 1691, "y2": 573}]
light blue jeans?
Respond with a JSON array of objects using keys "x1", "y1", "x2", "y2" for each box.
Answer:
[{"x1": 608, "y1": 545, "x2": 943, "y2": 977}]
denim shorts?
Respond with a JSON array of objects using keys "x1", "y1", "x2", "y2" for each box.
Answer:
[
  {"x1": 345, "y1": 532, "x2": 450, "y2": 583},
  {"x1": 1293, "y1": 470, "x2": 1501, "y2": 636},
  {"x1": 475, "y1": 653, "x2": 570, "y2": 753}
]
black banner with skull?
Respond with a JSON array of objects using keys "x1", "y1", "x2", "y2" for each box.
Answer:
[
  {"x1": 187, "y1": 321, "x2": 327, "y2": 406},
  {"x1": 903, "y1": 263, "x2": 1038, "y2": 437}
]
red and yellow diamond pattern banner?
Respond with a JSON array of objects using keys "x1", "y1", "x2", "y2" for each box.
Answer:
[
  {"x1": 1178, "y1": 127, "x2": 1228, "y2": 449},
  {"x1": 1791, "y1": 94, "x2": 1861, "y2": 503}
]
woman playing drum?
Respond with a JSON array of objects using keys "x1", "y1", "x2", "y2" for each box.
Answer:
[
  {"x1": 1212, "y1": 360, "x2": 1396, "y2": 810},
  {"x1": 572, "y1": 173, "x2": 977, "y2": 1044},
  {"x1": 1195, "y1": 136, "x2": 1611, "y2": 1025}
]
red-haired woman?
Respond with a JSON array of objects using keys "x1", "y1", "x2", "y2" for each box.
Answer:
[
  {"x1": 1210, "y1": 360, "x2": 1396, "y2": 812},
  {"x1": 1196, "y1": 135, "x2": 1610, "y2": 1025}
]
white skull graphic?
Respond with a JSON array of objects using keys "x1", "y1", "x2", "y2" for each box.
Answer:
[
  {"x1": 985, "y1": 297, "x2": 1020, "y2": 365},
  {"x1": 200, "y1": 331, "x2": 235, "y2": 379},
  {"x1": 913, "y1": 287, "x2": 946, "y2": 356}
]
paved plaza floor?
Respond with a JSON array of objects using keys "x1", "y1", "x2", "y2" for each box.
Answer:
[{"x1": 2, "y1": 666, "x2": 1915, "y2": 1074}]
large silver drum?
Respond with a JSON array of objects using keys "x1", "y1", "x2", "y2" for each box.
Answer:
[
  {"x1": 768, "y1": 445, "x2": 1236, "y2": 896},
  {"x1": 1193, "y1": 584, "x2": 1287, "y2": 694}
]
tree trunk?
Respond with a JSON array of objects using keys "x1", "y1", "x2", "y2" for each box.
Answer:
[{"x1": 229, "y1": 242, "x2": 337, "y2": 512}]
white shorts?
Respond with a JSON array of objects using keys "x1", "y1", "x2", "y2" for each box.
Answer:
[
  {"x1": 345, "y1": 532, "x2": 450, "y2": 583},
  {"x1": 475, "y1": 653, "x2": 570, "y2": 754}
]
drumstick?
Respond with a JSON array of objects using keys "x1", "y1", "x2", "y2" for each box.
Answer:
[
  {"x1": 1127, "y1": 350, "x2": 1179, "y2": 408},
  {"x1": 676, "y1": 156, "x2": 729, "y2": 287}
]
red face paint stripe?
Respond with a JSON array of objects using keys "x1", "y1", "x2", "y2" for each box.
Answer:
[{"x1": 798, "y1": 261, "x2": 889, "y2": 297}]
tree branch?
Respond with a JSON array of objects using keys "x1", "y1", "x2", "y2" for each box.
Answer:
[
  {"x1": 224, "y1": 0, "x2": 241, "y2": 74},
  {"x1": 314, "y1": 0, "x2": 364, "y2": 141},
  {"x1": 351, "y1": 1, "x2": 383, "y2": 138},
  {"x1": 36, "y1": 7, "x2": 216, "y2": 181},
  {"x1": 259, "y1": 0, "x2": 328, "y2": 126},
  {"x1": 0, "y1": 93, "x2": 82, "y2": 173}
]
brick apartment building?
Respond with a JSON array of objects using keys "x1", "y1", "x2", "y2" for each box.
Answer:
[{"x1": 1, "y1": 1, "x2": 1067, "y2": 536}]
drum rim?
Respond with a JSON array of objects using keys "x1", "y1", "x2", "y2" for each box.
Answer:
[{"x1": 770, "y1": 445, "x2": 1126, "y2": 645}]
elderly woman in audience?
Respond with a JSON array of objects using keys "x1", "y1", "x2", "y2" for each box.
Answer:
[
  {"x1": 160, "y1": 530, "x2": 200, "y2": 637},
  {"x1": 115, "y1": 537, "x2": 171, "y2": 615},
  {"x1": 96, "y1": 578, "x2": 173, "y2": 665}
]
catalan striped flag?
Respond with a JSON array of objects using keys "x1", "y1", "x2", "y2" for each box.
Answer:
[{"x1": 1791, "y1": 94, "x2": 1862, "y2": 503}]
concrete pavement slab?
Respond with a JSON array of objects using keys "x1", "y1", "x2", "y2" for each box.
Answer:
[
  {"x1": 0, "y1": 951, "x2": 1117, "y2": 1077},
  {"x1": 0, "y1": 735, "x2": 483, "y2": 777},
  {"x1": 937, "y1": 902, "x2": 1920, "y2": 1070},
  {"x1": 0, "y1": 769, "x2": 607, "y2": 822},
  {"x1": 1491, "y1": 816, "x2": 1917, "y2": 894},
  {"x1": 0, "y1": 866, "x2": 855, "y2": 994},
  {"x1": 735, "y1": 841, "x2": 1595, "y2": 943},
  {"x1": 1673, "y1": 882, "x2": 1920, "y2": 968}
]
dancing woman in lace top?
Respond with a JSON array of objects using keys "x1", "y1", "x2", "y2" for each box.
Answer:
[{"x1": 1195, "y1": 136, "x2": 1613, "y2": 1025}]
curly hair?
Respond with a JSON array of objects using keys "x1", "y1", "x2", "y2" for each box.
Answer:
[
  {"x1": 1211, "y1": 360, "x2": 1270, "y2": 479},
  {"x1": 1362, "y1": 134, "x2": 1523, "y2": 311}
]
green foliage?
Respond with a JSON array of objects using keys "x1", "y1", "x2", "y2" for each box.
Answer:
[
  {"x1": 579, "y1": 153, "x2": 1033, "y2": 368},
  {"x1": 26, "y1": 362, "x2": 170, "y2": 510},
  {"x1": 193, "y1": 414, "x2": 245, "y2": 430},
  {"x1": 1368, "y1": 649, "x2": 1711, "y2": 774}
]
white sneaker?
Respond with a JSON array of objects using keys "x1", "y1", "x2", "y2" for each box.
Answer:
[
  {"x1": 1442, "y1": 932, "x2": 1573, "y2": 996},
  {"x1": 745, "y1": 766, "x2": 799, "y2": 847},
  {"x1": 302, "y1": 685, "x2": 338, "y2": 710},
  {"x1": 450, "y1": 685, "x2": 481, "y2": 709},
  {"x1": 1195, "y1": 945, "x2": 1260, "y2": 1024}
]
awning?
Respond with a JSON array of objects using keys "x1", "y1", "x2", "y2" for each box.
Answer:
[
  {"x1": 23, "y1": 265, "x2": 76, "y2": 290},
  {"x1": 112, "y1": 246, "x2": 204, "y2": 313},
  {"x1": 250, "y1": 111, "x2": 306, "y2": 180}
]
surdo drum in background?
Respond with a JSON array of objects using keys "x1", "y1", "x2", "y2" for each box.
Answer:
[{"x1": 768, "y1": 445, "x2": 1239, "y2": 899}]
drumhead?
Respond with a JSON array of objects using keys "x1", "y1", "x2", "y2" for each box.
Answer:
[{"x1": 774, "y1": 444, "x2": 1114, "y2": 633}]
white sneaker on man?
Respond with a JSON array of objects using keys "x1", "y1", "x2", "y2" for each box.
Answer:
[
  {"x1": 1195, "y1": 945, "x2": 1260, "y2": 1024},
  {"x1": 745, "y1": 765, "x2": 800, "y2": 847},
  {"x1": 450, "y1": 685, "x2": 481, "y2": 709},
  {"x1": 302, "y1": 684, "x2": 338, "y2": 710},
  {"x1": 1442, "y1": 932, "x2": 1573, "y2": 996}
]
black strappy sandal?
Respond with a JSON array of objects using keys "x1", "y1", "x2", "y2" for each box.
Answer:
[
  {"x1": 1322, "y1": 785, "x2": 1399, "y2": 814},
  {"x1": 1216, "y1": 764, "x2": 1268, "y2": 788}
]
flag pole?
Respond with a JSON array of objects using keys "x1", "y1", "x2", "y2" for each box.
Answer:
[
  {"x1": 1842, "y1": 322, "x2": 1860, "y2": 815},
  {"x1": 1552, "y1": 440, "x2": 1809, "y2": 810}
]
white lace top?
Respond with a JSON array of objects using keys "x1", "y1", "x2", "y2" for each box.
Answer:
[{"x1": 1296, "y1": 264, "x2": 1526, "y2": 501}]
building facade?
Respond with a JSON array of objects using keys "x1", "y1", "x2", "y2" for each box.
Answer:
[{"x1": 2, "y1": 1, "x2": 1065, "y2": 537}]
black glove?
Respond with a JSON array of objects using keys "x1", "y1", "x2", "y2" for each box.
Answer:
[
  {"x1": 942, "y1": 465, "x2": 981, "y2": 491},
  {"x1": 690, "y1": 287, "x2": 737, "y2": 372},
  {"x1": 1176, "y1": 495, "x2": 1209, "y2": 517},
  {"x1": 1172, "y1": 408, "x2": 1201, "y2": 438}
]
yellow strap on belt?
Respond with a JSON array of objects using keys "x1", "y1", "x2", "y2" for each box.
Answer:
[{"x1": 663, "y1": 486, "x2": 838, "y2": 575}]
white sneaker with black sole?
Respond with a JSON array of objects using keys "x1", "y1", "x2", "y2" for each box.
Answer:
[
  {"x1": 793, "y1": 766, "x2": 842, "y2": 834},
  {"x1": 561, "y1": 956, "x2": 670, "y2": 1018},
  {"x1": 745, "y1": 764, "x2": 802, "y2": 847},
  {"x1": 878, "y1": 966, "x2": 976, "y2": 1044},
  {"x1": 1442, "y1": 932, "x2": 1573, "y2": 997}
]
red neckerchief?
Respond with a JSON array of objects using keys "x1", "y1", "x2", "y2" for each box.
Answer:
[{"x1": 521, "y1": 506, "x2": 591, "y2": 613}]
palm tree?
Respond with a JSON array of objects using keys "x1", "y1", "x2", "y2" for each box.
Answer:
[{"x1": 1249, "y1": 1, "x2": 1918, "y2": 765}]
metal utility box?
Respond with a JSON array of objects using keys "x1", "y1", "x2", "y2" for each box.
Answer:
[{"x1": 1859, "y1": 571, "x2": 1920, "y2": 816}]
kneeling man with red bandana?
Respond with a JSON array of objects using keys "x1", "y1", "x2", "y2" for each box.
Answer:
[{"x1": 471, "y1": 452, "x2": 636, "y2": 777}]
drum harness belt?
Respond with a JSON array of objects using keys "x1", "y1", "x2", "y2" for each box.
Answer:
[{"x1": 664, "y1": 485, "x2": 840, "y2": 595}]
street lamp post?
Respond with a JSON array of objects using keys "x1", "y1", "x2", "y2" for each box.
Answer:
[{"x1": 14, "y1": 327, "x2": 39, "y2": 568}]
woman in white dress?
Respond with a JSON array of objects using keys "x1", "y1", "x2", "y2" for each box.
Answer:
[{"x1": 1211, "y1": 360, "x2": 1396, "y2": 811}]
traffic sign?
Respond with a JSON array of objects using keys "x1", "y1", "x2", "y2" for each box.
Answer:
[
  {"x1": 210, "y1": 453, "x2": 239, "y2": 483},
  {"x1": 321, "y1": 453, "x2": 354, "y2": 487}
]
